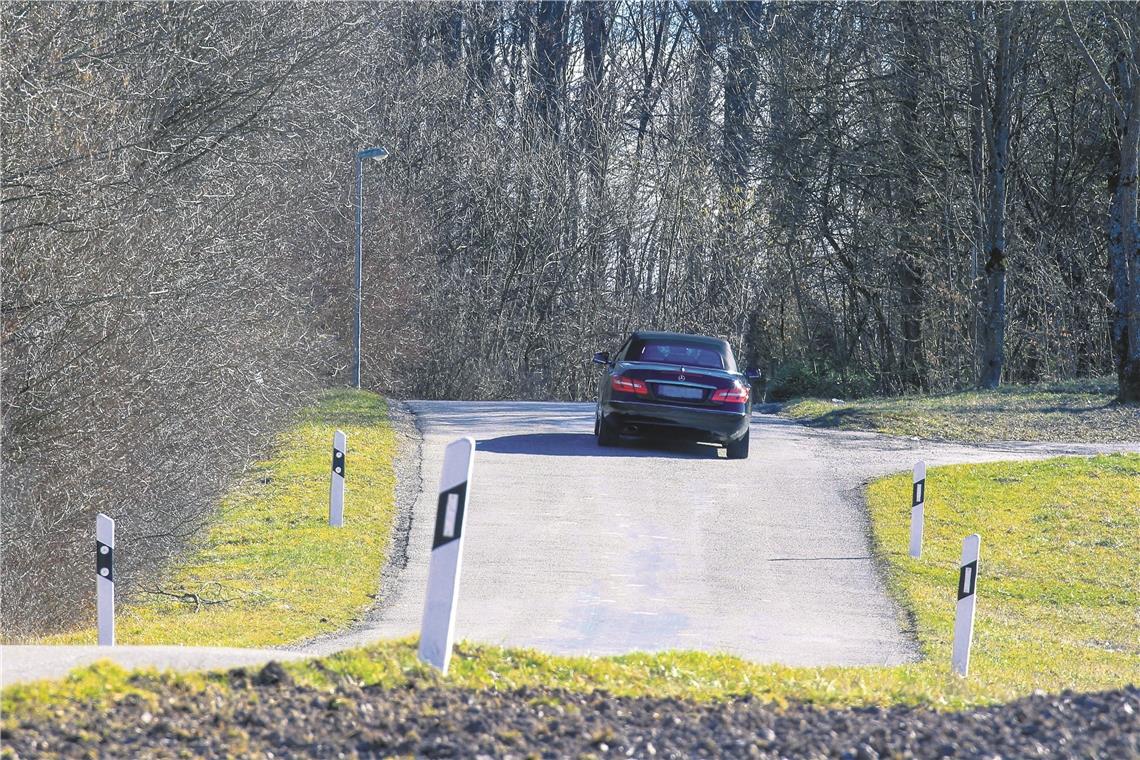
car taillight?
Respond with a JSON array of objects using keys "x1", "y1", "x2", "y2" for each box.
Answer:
[
  {"x1": 611, "y1": 376, "x2": 649, "y2": 395},
  {"x1": 711, "y1": 385, "x2": 750, "y2": 403}
]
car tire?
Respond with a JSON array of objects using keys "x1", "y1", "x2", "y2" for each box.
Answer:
[
  {"x1": 597, "y1": 414, "x2": 618, "y2": 447},
  {"x1": 726, "y1": 429, "x2": 750, "y2": 460}
]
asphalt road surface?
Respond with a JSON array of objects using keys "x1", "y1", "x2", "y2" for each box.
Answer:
[
  {"x1": 303, "y1": 401, "x2": 1135, "y2": 666},
  {"x1": 5, "y1": 402, "x2": 1134, "y2": 684}
]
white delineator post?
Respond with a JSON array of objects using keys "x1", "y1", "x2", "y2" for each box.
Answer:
[
  {"x1": 329, "y1": 430, "x2": 347, "y2": 527},
  {"x1": 909, "y1": 460, "x2": 926, "y2": 558},
  {"x1": 952, "y1": 533, "x2": 981, "y2": 676},
  {"x1": 96, "y1": 513, "x2": 115, "y2": 646},
  {"x1": 418, "y1": 437, "x2": 475, "y2": 674}
]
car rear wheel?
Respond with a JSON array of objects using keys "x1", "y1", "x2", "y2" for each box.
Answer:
[
  {"x1": 596, "y1": 413, "x2": 618, "y2": 447},
  {"x1": 726, "y1": 429, "x2": 750, "y2": 459}
]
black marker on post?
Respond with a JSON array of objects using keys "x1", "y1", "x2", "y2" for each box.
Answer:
[
  {"x1": 96, "y1": 513, "x2": 115, "y2": 646},
  {"x1": 418, "y1": 437, "x2": 475, "y2": 674},
  {"x1": 329, "y1": 430, "x2": 346, "y2": 527},
  {"x1": 909, "y1": 460, "x2": 926, "y2": 558},
  {"x1": 952, "y1": 533, "x2": 980, "y2": 676}
]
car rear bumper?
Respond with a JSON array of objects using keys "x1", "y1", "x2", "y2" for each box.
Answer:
[{"x1": 602, "y1": 400, "x2": 750, "y2": 443}]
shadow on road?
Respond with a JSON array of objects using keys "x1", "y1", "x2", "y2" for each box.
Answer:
[{"x1": 476, "y1": 433, "x2": 723, "y2": 459}]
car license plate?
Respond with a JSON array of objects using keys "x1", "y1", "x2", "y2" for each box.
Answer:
[{"x1": 656, "y1": 384, "x2": 703, "y2": 400}]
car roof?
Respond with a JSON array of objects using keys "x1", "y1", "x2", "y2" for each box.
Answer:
[{"x1": 629, "y1": 330, "x2": 730, "y2": 348}]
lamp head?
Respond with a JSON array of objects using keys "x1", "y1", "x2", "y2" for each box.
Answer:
[{"x1": 358, "y1": 147, "x2": 389, "y2": 161}]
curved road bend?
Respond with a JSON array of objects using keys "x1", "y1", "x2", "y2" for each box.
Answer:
[
  {"x1": 303, "y1": 401, "x2": 1136, "y2": 666},
  {"x1": 5, "y1": 403, "x2": 1134, "y2": 684}
]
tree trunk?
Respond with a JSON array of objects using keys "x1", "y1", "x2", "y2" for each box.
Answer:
[
  {"x1": 721, "y1": 1, "x2": 763, "y2": 196},
  {"x1": 1067, "y1": 1, "x2": 1140, "y2": 401},
  {"x1": 466, "y1": 3, "x2": 498, "y2": 96},
  {"x1": 978, "y1": 5, "x2": 1016, "y2": 389},
  {"x1": 1116, "y1": 19, "x2": 1140, "y2": 401},
  {"x1": 581, "y1": 0, "x2": 610, "y2": 295},
  {"x1": 715, "y1": 1, "x2": 763, "y2": 313},
  {"x1": 689, "y1": 2, "x2": 718, "y2": 147},
  {"x1": 896, "y1": 4, "x2": 928, "y2": 392},
  {"x1": 968, "y1": 3, "x2": 988, "y2": 371},
  {"x1": 581, "y1": 0, "x2": 608, "y2": 181},
  {"x1": 531, "y1": 0, "x2": 571, "y2": 141},
  {"x1": 439, "y1": 2, "x2": 462, "y2": 67}
]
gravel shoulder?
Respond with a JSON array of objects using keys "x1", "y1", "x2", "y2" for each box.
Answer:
[{"x1": 4, "y1": 660, "x2": 1136, "y2": 759}]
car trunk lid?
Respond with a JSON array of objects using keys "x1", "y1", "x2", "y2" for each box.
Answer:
[{"x1": 616, "y1": 361, "x2": 739, "y2": 405}]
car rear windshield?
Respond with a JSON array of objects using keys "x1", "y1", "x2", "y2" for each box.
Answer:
[{"x1": 624, "y1": 339, "x2": 727, "y2": 370}]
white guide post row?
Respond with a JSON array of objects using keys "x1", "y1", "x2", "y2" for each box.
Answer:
[
  {"x1": 96, "y1": 513, "x2": 115, "y2": 646},
  {"x1": 330, "y1": 430, "x2": 347, "y2": 527},
  {"x1": 909, "y1": 460, "x2": 926, "y2": 558},
  {"x1": 952, "y1": 533, "x2": 981, "y2": 676},
  {"x1": 418, "y1": 437, "x2": 475, "y2": 674}
]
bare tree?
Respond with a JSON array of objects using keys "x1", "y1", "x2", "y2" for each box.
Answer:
[
  {"x1": 1067, "y1": 1, "x2": 1140, "y2": 401},
  {"x1": 976, "y1": 3, "x2": 1020, "y2": 389}
]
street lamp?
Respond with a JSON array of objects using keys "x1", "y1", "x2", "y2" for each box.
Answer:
[{"x1": 354, "y1": 146, "x2": 389, "y2": 389}]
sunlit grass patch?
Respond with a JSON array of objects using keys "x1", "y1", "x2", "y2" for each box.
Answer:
[
  {"x1": 863, "y1": 454, "x2": 1140, "y2": 694},
  {"x1": 1, "y1": 661, "x2": 222, "y2": 724},
  {"x1": 40, "y1": 390, "x2": 396, "y2": 648},
  {"x1": 285, "y1": 637, "x2": 991, "y2": 710},
  {"x1": 784, "y1": 379, "x2": 1139, "y2": 442}
]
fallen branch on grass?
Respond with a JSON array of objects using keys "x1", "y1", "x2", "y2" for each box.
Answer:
[{"x1": 141, "y1": 587, "x2": 238, "y2": 613}]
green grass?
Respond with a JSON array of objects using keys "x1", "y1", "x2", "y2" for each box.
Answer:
[
  {"x1": 39, "y1": 389, "x2": 397, "y2": 648},
  {"x1": 784, "y1": 379, "x2": 1139, "y2": 442},
  {"x1": 1, "y1": 661, "x2": 221, "y2": 723},
  {"x1": 6, "y1": 454, "x2": 1137, "y2": 718},
  {"x1": 863, "y1": 454, "x2": 1139, "y2": 695}
]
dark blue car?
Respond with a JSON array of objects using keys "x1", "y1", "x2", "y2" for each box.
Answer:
[{"x1": 592, "y1": 331, "x2": 759, "y2": 459}]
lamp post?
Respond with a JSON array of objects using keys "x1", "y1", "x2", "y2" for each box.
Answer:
[{"x1": 354, "y1": 146, "x2": 389, "y2": 389}]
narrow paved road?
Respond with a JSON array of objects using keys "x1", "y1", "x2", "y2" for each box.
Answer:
[
  {"x1": 5, "y1": 403, "x2": 1134, "y2": 684},
  {"x1": 304, "y1": 401, "x2": 1135, "y2": 666}
]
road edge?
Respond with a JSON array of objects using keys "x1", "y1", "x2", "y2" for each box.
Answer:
[{"x1": 288, "y1": 399, "x2": 423, "y2": 656}]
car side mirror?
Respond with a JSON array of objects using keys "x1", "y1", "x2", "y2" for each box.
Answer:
[
  {"x1": 746, "y1": 367, "x2": 762, "y2": 381},
  {"x1": 592, "y1": 351, "x2": 610, "y2": 366}
]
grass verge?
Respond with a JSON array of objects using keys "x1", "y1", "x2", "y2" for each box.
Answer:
[
  {"x1": 7, "y1": 454, "x2": 1136, "y2": 716},
  {"x1": 784, "y1": 379, "x2": 1139, "y2": 442},
  {"x1": 40, "y1": 389, "x2": 397, "y2": 648},
  {"x1": 863, "y1": 453, "x2": 1139, "y2": 696}
]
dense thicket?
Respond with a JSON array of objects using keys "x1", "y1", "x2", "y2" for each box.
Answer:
[
  {"x1": 3, "y1": 1, "x2": 1138, "y2": 636},
  {"x1": 371, "y1": 1, "x2": 1140, "y2": 403},
  {"x1": 1, "y1": 3, "x2": 377, "y2": 636}
]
